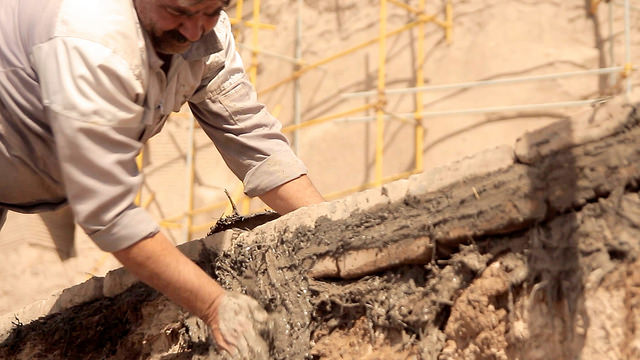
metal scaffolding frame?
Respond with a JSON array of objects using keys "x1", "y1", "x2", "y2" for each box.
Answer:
[
  {"x1": 139, "y1": 0, "x2": 454, "y2": 242},
  {"x1": 130, "y1": 0, "x2": 634, "y2": 243}
]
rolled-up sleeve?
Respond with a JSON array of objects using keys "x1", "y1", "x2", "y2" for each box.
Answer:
[
  {"x1": 32, "y1": 37, "x2": 159, "y2": 252},
  {"x1": 188, "y1": 15, "x2": 307, "y2": 197}
]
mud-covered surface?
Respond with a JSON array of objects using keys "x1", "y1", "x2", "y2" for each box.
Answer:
[
  {"x1": 2, "y1": 105, "x2": 640, "y2": 359},
  {"x1": 0, "y1": 284, "x2": 159, "y2": 359},
  {"x1": 208, "y1": 211, "x2": 280, "y2": 235}
]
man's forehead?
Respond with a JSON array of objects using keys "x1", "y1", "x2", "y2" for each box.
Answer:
[{"x1": 175, "y1": 0, "x2": 223, "y2": 7}]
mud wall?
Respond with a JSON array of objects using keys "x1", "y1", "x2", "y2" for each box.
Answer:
[{"x1": 1, "y1": 99, "x2": 639, "y2": 359}]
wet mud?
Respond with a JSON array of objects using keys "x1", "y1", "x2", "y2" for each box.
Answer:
[
  {"x1": 208, "y1": 210, "x2": 280, "y2": 235},
  {"x1": 2, "y1": 104, "x2": 640, "y2": 359}
]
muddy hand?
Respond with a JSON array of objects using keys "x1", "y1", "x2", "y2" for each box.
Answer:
[{"x1": 214, "y1": 292, "x2": 270, "y2": 359}]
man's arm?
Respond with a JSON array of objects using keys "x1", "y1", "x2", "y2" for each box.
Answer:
[
  {"x1": 258, "y1": 174, "x2": 325, "y2": 214},
  {"x1": 112, "y1": 232, "x2": 236, "y2": 352}
]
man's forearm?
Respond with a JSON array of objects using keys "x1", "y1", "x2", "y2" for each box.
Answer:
[
  {"x1": 112, "y1": 232, "x2": 224, "y2": 323},
  {"x1": 258, "y1": 174, "x2": 325, "y2": 214}
]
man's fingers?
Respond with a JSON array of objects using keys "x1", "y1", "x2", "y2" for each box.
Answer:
[
  {"x1": 235, "y1": 332, "x2": 250, "y2": 357},
  {"x1": 212, "y1": 327, "x2": 236, "y2": 355},
  {"x1": 247, "y1": 301, "x2": 269, "y2": 323},
  {"x1": 210, "y1": 292, "x2": 271, "y2": 358}
]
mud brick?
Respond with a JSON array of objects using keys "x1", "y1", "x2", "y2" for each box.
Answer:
[
  {"x1": 310, "y1": 198, "x2": 353, "y2": 221},
  {"x1": 347, "y1": 187, "x2": 395, "y2": 211},
  {"x1": 407, "y1": 145, "x2": 515, "y2": 197},
  {"x1": 177, "y1": 238, "x2": 204, "y2": 260},
  {"x1": 381, "y1": 178, "x2": 409, "y2": 204},
  {"x1": 280, "y1": 199, "x2": 352, "y2": 229},
  {"x1": 103, "y1": 266, "x2": 139, "y2": 298},
  {"x1": 423, "y1": 163, "x2": 547, "y2": 245},
  {"x1": 537, "y1": 125, "x2": 640, "y2": 213},
  {"x1": 49, "y1": 276, "x2": 104, "y2": 314},
  {"x1": 246, "y1": 202, "x2": 333, "y2": 243},
  {"x1": 338, "y1": 237, "x2": 432, "y2": 279},
  {"x1": 310, "y1": 237, "x2": 432, "y2": 279},
  {"x1": 201, "y1": 229, "x2": 235, "y2": 253},
  {"x1": 248, "y1": 210, "x2": 310, "y2": 244},
  {"x1": 515, "y1": 98, "x2": 636, "y2": 164},
  {"x1": 253, "y1": 180, "x2": 408, "y2": 244},
  {"x1": 307, "y1": 255, "x2": 339, "y2": 278}
]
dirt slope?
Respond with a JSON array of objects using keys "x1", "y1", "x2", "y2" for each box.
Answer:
[{"x1": 1, "y1": 100, "x2": 638, "y2": 359}]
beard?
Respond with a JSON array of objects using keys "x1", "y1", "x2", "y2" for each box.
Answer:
[{"x1": 151, "y1": 29, "x2": 192, "y2": 54}]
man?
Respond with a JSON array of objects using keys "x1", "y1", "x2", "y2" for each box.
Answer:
[{"x1": 0, "y1": 0, "x2": 325, "y2": 356}]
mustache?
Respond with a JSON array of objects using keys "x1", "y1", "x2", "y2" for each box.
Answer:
[{"x1": 165, "y1": 30, "x2": 189, "y2": 43}]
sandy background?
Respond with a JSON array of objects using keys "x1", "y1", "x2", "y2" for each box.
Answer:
[{"x1": 1, "y1": 0, "x2": 639, "y2": 316}]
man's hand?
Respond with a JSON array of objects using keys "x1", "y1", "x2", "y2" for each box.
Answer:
[
  {"x1": 204, "y1": 292, "x2": 270, "y2": 358},
  {"x1": 113, "y1": 233, "x2": 272, "y2": 357}
]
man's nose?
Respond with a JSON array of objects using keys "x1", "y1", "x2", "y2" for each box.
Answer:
[{"x1": 179, "y1": 18, "x2": 204, "y2": 42}]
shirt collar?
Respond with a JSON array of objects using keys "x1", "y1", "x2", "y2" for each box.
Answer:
[{"x1": 181, "y1": 30, "x2": 224, "y2": 61}]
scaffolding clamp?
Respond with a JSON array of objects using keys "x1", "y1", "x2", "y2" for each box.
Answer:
[
  {"x1": 622, "y1": 62, "x2": 634, "y2": 78},
  {"x1": 376, "y1": 91, "x2": 388, "y2": 111}
]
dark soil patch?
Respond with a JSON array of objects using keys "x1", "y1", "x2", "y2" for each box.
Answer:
[{"x1": 0, "y1": 284, "x2": 158, "y2": 359}]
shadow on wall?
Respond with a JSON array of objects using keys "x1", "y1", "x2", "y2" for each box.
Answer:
[
  {"x1": 516, "y1": 2, "x2": 627, "y2": 353},
  {"x1": 520, "y1": 116, "x2": 587, "y2": 357}
]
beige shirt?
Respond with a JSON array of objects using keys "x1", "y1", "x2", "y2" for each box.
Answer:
[{"x1": 0, "y1": 0, "x2": 306, "y2": 252}]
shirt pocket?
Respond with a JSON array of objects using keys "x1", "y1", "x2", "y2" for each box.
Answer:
[{"x1": 216, "y1": 77, "x2": 261, "y2": 125}]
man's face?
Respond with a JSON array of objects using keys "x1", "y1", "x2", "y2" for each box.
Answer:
[{"x1": 134, "y1": 0, "x2": 226, "y2": 55}]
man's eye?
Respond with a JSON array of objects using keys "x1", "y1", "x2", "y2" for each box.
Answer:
[
  {"x1": 205, "y1": 9, "x2": 222, "y2": 17},
  {"x1": 166, "y1": 8, "x2": 184, "y2": 16}
]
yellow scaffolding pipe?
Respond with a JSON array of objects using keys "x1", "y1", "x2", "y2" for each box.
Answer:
[
  {"x1": 244, "y1": 21, "x2": 275, "y2": 30},
  {"x1": 189, "y1": 199, "x2": 229, "y2": 216},
  {"x1": 235, "y1": 0, "x2": 244, "y2": 21},
  {"x1": 229, "y1": 0, "x2": 275, "y2": 31},
  {"x1": 446, "y1": 0, "x2": 453, "y2": 43},
  {"x1": 324, "y1": 170, "x2": 420, "y2": 201},
  {"x1": 282, "y1": 104, "x2": 376, "y2": 133},
  {"x1": 159, "y1": 220, "x2": 184, "y2": 229},
  {"x1": 241, "y1": 192, "x2": 251, "y2": 214},
  {"x1": 248, "y1": 0, "x2": 261, "y2": 84},
  {"x1": 142, "y1": 193, "x2": 155, "y2": 209},
  {"x1": 190, "y1": 221, "x2": 219, "y2": 234},
  {"x1": 234, "y1": 0, "x2": 244, "y2": 32},
  {"x1": 184, "y1": 115, "x2": 196, "y2": 242},
  {"x1": 134, "y1": 150, "x2": 144, "y2": 206},
  {"x1": 375, "y1": 0, "x2": 387, "y2": 187},
  {"x1": 258, "y1": 20, "x2": 425, "y2": 96},
  {"x1": 415, "y1": 0, "x2": 426, "y2": 173},
  {"x1": 388, "y1": 0, "x2": 423, "y2": 15},
  {"x1": 156, "y1": 1, "x2": 454, "y2": 233}
]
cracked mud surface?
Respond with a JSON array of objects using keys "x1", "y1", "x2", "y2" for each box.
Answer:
[{"x1": 2, "y1": 105, "x2": 640, "y2": 359}]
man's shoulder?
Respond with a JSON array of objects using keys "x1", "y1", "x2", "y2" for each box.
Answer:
[{"x1": 51, "y1": 0, "x2": 145, "y2": 66}]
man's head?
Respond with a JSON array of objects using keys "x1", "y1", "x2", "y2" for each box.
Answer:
[{"x1": 134, "y1": 0, "x2": 230, "y2": 55}]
